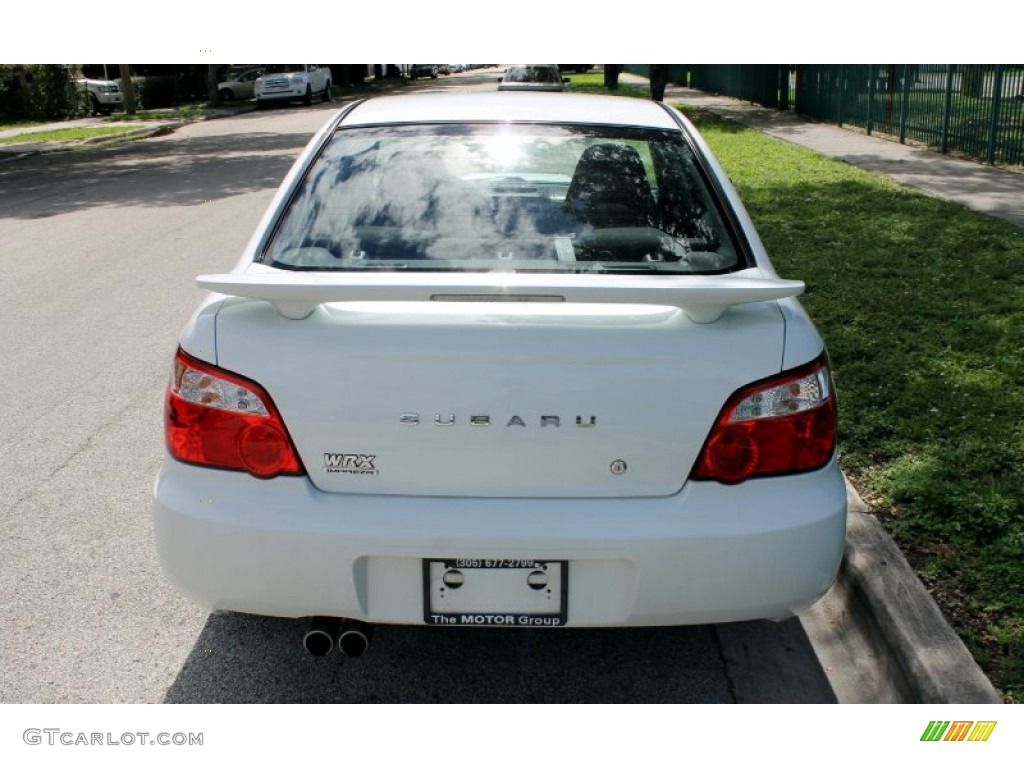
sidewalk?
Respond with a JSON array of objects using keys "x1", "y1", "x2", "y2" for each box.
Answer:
[{"x1": 651, "y1": 80, "x2": 1024, "y2": 229}]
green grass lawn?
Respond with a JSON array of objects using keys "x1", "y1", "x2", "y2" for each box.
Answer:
[
  {"x1": 682, "y1": 109, "x2": 1024, "y2": 701},
  {"x1": 565, "y1": 73, "x2": 649, "y2": 99},
  {"x1": 0, "y1": 125, "x2": 141, "y2": 145}
]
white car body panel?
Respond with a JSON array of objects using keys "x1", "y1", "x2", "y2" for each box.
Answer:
[
  {"x1": 779, "y1": 298, "x2": 832, "y2": 370},
  {"x1": 212, "y1": 297, "x2": 785, "y2": 497},
  {"x1": 176, "y1": 294, "x2": 227, "y2": 366}
]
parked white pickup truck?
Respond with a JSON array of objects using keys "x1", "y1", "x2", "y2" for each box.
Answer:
[{"x1": 255, "y1": 65, "x2": 332, "y2": 108}]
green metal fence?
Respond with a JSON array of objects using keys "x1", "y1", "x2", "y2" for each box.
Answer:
[
  {"x1": 689, "y1": 65, "x2": 792, "y2": 109},
  {"x1": 625, "y1": 64, "x2": 789, "y2": 107},
  {"x1": 795, "y1": 65, "x2": 1024, "y2": 167},
  {"x1": 624, "y1": 65, "x2": 691, "y2": 89}
]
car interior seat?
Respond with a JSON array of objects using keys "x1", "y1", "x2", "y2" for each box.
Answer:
[{"x1": 564, "y1": 143, "x2": 655, "y2": 229}]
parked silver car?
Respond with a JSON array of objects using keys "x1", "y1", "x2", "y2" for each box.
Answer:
[
  {"x1": 218, "y1": 68, "x2": 262, "y2": 101},
  {"x1": 409, "y1": 65, "x2": 439, "y2": 80}
]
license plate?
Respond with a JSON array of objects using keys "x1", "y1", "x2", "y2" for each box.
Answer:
[{"x1": 423, "y1": 559, "x2": 567, "y2": 627}]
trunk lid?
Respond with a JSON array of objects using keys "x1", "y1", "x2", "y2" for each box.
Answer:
[{"x1": 213, "y1": 296, "x2": 787, "y2": 498}]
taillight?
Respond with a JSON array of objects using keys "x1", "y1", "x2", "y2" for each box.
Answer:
[
  {"x1": 692, "y1": 355, "x2": 837, "y2": 484},
  {"x1": 164, "y1": 348, "x2": 304, "y2": 479}
]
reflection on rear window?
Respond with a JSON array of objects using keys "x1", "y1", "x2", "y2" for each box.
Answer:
[
  {"x1": 262, "y1": 123, "x2": 742, "y2": 274},
  {"x1": 505, "y1": 67, "x2": 561, "y2": 83}
]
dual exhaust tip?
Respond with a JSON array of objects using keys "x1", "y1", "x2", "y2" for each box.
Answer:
[{"x1": 302, "y1": 617, "x2": 372, "y2": 657}]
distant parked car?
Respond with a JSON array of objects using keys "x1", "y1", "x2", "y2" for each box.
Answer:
[
  {"x1": 77, "y1": 77, "x2": 123, "y2": 115},
  {"x1": 218, "y1": 68, "x2": 262, "y2": 101},
  {"x1": 498, "y1": 65, "x2": 569, "y2": 92},
  {"x1": 410, "y1": 65, "x2": 439, "y2": 80},
  {"x1": 255, "y1": 65, "x2": 332, "y2": 108}
]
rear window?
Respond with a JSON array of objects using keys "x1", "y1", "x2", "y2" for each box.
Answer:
[
  {"x1": 262, "y1": 123, "x2": 743, "y2": 274},
  {"x1": 505, "y1": 66, "x2": 561, "y2": 83}
]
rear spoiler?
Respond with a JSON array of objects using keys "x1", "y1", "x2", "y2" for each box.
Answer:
[{"x1": 196, "y1": 270, "x2": 804, "y2": 324}]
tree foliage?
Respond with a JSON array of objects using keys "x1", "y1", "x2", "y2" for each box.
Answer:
[{"x1": 0, "y1": 65, "x2": 79, "y2": 121}]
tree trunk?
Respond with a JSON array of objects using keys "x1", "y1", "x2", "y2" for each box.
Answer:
[
  {"x1": 207, "y1": 64, "x2": 222, "y2": 106},
  {"x1": 603, "y1": 65, "x2": 621, "y2": 90},
  {"x1": 119, "y1": 64, "x2": 136, "y2": 115},
  {"x1": 649, "y1": 65, "x2": 668, "y2": 101},
  {"x1": 11, "y1": 66, "x2": 33, "y2": 119}
]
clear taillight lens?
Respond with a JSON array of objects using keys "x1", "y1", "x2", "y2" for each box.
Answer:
[
  {"x1": 692, "y1": 355, "x2": 837, "y2": 484},
  {"x1": 164, "y1": 348, "x2": 304, "y2": 479}
]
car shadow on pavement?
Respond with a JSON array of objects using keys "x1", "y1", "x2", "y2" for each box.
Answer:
[{"x1": 162, "y1": 611, "x2": 836, "y2": 703}]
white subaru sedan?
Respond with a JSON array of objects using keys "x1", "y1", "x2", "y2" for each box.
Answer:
[{"x1": 154, "y1": 93, "x2": 846, "y2": 647}]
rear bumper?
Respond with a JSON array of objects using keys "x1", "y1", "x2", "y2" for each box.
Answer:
[{"x1": 153, "y1": 455, "x2": 847, "y2": 626}]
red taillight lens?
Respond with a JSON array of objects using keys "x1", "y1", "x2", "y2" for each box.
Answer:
[
  {"x1": 692, "y1": 355, "x2": 837, "y2": 484},
  {"x1": 164, "y1": 348, "x2": 304, "y2": 479}
]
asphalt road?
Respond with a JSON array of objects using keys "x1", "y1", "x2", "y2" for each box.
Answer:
[{"x1": 0, "y1": 78, "x2": 843, "y2": 703}]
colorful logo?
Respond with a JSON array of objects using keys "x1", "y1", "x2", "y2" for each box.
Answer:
[{"x1": 921, "y1": 721, "x2": 997, "y2": 742}]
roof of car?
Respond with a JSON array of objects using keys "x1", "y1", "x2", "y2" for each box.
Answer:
[{"x1": 340, "y1": 92, "x2": 682, "y2": 130}]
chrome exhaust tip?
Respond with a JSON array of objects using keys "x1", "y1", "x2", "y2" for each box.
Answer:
[
  {"x1": 302, "y1": 617, "x2": 340, "y2": 656},
  {"x1": 338, "y1": 620, "x2": 373, "y2": 657}
]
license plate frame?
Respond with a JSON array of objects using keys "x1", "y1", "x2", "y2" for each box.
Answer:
[{"x1": 422, "y1": 558, "x2": 568, "y2": 627}]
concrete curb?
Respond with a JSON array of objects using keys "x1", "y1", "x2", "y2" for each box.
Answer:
[
  {"x1": 809, "y1": 480, "x2": 1003, "y2": 702},
  {"x1": 79, "y1": 123, "x2": 180, "y2": 145}
]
